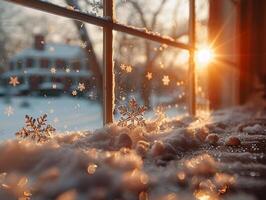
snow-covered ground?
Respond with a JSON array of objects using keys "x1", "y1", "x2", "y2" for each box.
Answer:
[
  {"x1": 0, "y1": 94, "x2": 265, "y2": 200},
  {"x1": 0, "y1": 97, "x2": 102, "y2": 140},
  {"x1": 0, "y1": 96, "x2": 187, "y2": 141}
]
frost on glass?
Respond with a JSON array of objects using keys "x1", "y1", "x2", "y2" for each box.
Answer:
[
  {"x1": 0, "y1": 1, "x2": 103, "y2": 140},
  {"x1": 116, "y1": 0, "x2": 190, "y2": 44},
  {"x1": 114, "y1": 32, "x2": 189, "y2": 122},
  {"x1": 40, "y1": 0, "x2": 103, "y2": 16}
]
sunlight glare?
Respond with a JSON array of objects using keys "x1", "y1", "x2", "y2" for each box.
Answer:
[{"x1": 196, "y1": 47, "x2": 214, "y2": 67}]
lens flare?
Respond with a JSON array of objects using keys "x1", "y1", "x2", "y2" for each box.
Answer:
[{"x1": 195, "y1": 47, "x2": 214, "y2": 67}]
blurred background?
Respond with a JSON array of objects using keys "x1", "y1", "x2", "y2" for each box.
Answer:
[{"x1": 0, "y1": 0, "x2": 209, "y2": 139}]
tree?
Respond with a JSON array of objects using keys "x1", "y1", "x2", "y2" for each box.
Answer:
[{"x1": 116, "y1": 0, "x2": 188, "y2": 108}]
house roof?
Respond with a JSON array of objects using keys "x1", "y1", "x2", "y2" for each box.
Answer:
[
  {"x1": 12, "y1": 43, "x2": 86, "y2": 60},
  {"x1": 2, "y1": 68, "x2": 91, "y2": 78}
]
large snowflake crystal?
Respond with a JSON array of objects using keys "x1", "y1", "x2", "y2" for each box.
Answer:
[
  {"x1": 16, "y1": 114, "x2": 56, "y2": 143},
  {"x1": 117, "y1": 98, "x2": 147, "y2": 129}
]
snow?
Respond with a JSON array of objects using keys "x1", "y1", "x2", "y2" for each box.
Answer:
[
  {"x1": 2, "y1": 68, "x2": 91, "y2": 79},
  {"x1": 0, "y1": 95, "x2": 265, "y2": 200},
  {"x1": 0, "y1": 97, "x2": 102, "y2": 140},
  {"x1": 0, "y1": 94, "x2": 188, "y2": 141},
  {"x1": 243, "y1": 124, "x2": 264, "y2": 134},
  {"x1": 12, "y1": 44, "x2": 85, "y2": 60}
]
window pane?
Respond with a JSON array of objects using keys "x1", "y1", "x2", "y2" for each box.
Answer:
[
  {"x1": 195, "y1": 0, "x2": 210, "y2": 112},
  {"x1": 42, "y1": 0, "x2": 103, "y2": 17},
  {"x1": 114, "y1": 32, "x2": 189, "y2": 124},
  {"x1": 116, "y1": 0, "x2": 190, "y2": 44},
  {"x1": 0, "y1": 1, "x2": 103, "y2": 140}
]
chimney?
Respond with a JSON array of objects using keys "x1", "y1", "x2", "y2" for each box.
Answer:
[{"x1": 34, "y1": 34, "x2": 45, "y2": 51}]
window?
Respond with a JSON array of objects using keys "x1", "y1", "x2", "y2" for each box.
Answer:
[
  {"x1": 17, "y1": 60, "x2": 23, "y2": 70},
  {"x1": 63, "y1": 77, "x2": 73, "y2": 90},
  {"x1": 0, "y1": 0, "x2": 200, "y2": 133},
  {"x1": 0, "y1": 1, "x2": 103, "y2": 137},
  {"x1": 55, "y1": 59, "x2": 66, "y2": 70},
  {"x1": 9, "y1": 61, "x2": 14, "y2": 71},
  {"x1": 29, "y1": 76, "x2": 43, "y2": 89},
  {"x1": 72, "y1": 61, "x2": 81, "y2": 71},
  {"x1": 40, "y1": 58, "x2": 50, "y2": 69},
  {"x1": 26, "y1": 57, "x2": 34, "y2": 68}
]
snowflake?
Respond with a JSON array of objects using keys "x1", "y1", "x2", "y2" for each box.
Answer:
[
  {"x1": 9, "y1": 76, "x2": 20, "y2": 87},
  {"x1": 65, "y1": 68, "x2": 71, "y2": 73},
  {"x1": 162, "y1": 75, "x2": 170, "y2": 86},
  {"x1": 4, "y1": 106, "x2": 14, "y2": 116},
  {"x1": 50, "y1": 67, "x2": 56, "y2": 74},
  {"x1": 146, "y1": 72, "x2": 152, "y2": 80},
  {"x1": 72, "y1": 90, "x2": 77, "y2": 96},
  {"x1": 15, "y1": 114, "x2": 56, "y2": 143},
  {"x1": 120, "y1": 64, "x2": 127, "y2": 70},
  {"x1": 78, "y1": 82, "x2": 86, "y2": 92},
  {"x1": 117, "y1": 98, "x2": 147, "y2": 129},
  {"x1": 80, "y1": 42, "x2": 87, "y2": 49},
  {"x1": 120, "y1": 64, "x2": 132, "y2": 73},
  {"x1": 88, "y1": 91, "x2": 97, "y2": 100},
  {"x1": 125, "y1": 65, "x2": 132, "y2": 73}
]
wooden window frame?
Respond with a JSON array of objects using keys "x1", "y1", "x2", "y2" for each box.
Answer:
[{"x1": 5, "y1": 0, "x2": 197, "y2": 125}]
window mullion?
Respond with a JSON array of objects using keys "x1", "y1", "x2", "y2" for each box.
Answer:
[
  {"x1": 103, "y1": 0, "x2": 114, "y2": 124},
  {"x1": 188, "y1": 0, "x2": 196, "y2": 116}
]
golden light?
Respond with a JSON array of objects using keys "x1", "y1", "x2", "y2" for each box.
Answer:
[
  {"x1": 195, "y1": 47, "x2": 214, "y2": 67},
  {"x1": 194, "y1": 190, "x2": 218, "y2": 200},
  {"x1": 87, "y1": 163, "x2": 98, "y2": 175}
]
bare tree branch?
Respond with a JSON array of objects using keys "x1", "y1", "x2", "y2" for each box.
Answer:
[
  {"x1": 127, "y1": 0, "x2": 148, "y2": 28},
  {"x1": 151, "y1": 0, "x2": 168, "y2": 30}
]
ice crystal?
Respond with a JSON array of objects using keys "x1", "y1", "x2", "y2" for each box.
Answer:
[
  {"x1": 72, "y1": 90, "x2": 77, "y2": 96},
  {"x1": 146, "y1": 72, "x2": 153, "y2": 80},
  {"x1": 117, "y1": 98, "x2": 147, "y2": 129},
  {"x1": 9, "y1": 76, "x2": 20, "y2": 87},
  {"x1": 162, "y1": 75, "x2": 170, "y2": 85},
  {"x1": 16, "y1": 114, "x2": 56, "y2": 143},
  {"x1": 120, "y1": 64, "x2": 133, "y2": 73},
  {"x1": 50, "y1": 67, "x2": 56, "y2": 74},
  {"x1": 4, "y1": 106, "x2": 14, "y2": 116},
  {"x1": 125, "y1": 65, "x2": 132, "y2": 73},
  {"x1": 65, "y1": 68, "x2": 71, "y2": 73},
  {"x1": 78, "y1": 82, "x2": 86, "y2": 92}
]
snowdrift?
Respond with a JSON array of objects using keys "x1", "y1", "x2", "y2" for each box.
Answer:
[{"x1": 0, "y1": 96, "x2": 265, "y2": 200}]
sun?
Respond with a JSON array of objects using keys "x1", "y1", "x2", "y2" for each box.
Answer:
[{"x1": 195, "y1": 47, "x2": 214, "y2": 67}]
